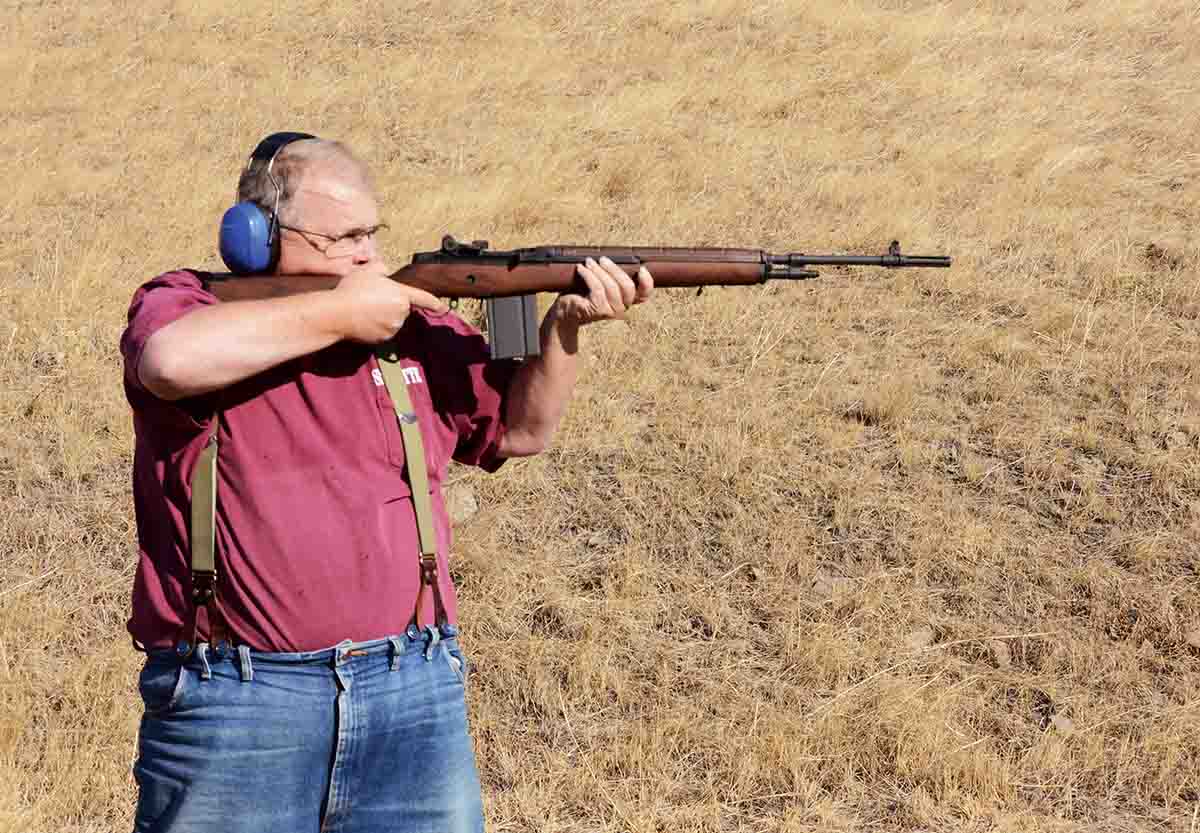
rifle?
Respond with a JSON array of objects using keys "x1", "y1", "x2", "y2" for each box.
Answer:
[{"x1": 205, "y1": 235, "x2": 951, "y2": 359}]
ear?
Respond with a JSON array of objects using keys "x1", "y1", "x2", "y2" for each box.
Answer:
[{"x1": 219, "y1": 203, "x2": 275, "y2": 274}]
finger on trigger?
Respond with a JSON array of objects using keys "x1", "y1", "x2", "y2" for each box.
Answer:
[{"x1": 411, "y1": 287, "x2": 448, "y2": 312}]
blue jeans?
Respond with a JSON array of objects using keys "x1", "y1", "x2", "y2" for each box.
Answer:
[{"x1": 132, "y1": 625, "x2": 484, "y2": 833}]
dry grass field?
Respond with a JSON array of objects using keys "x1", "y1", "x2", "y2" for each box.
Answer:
[{"x1": 2, "y1": 0, "x2": 1198, "y2": 830}]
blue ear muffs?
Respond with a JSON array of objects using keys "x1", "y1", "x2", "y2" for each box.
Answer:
[
  {"x1": 218, "y1": 131, "x2": 317, "y2": 274},
  {"x1": 219, "y1": 202, "x2": 274, "y2": 274}
]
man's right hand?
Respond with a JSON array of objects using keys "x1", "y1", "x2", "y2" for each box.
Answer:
[{"x1": 332, "y1": 263, "x2": 449, "y2": 344}]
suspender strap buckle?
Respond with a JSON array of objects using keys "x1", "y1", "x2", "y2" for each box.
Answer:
[
  {"x1": 191, "y1": 569, "x2": 217, "y2": 605},
  {"x1": 188, "y1": 567, "x2": 232, "y2": 651},
  {"x1": 419, "y1": 553, "x2": 438, "y2": 587},
  {"x1": 413, "y1": 552, "x2": 449, "y2": 629}
]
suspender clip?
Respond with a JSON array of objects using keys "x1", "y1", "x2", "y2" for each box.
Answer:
[
  {"x1": 191, "y1": 569, "x2": 217, "y2": 605},
  {"x1": 419, "y1": 553, "x2": 438, "y2": 586}
]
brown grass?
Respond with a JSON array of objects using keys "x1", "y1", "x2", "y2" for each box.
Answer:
[{"x1": 2, "y1": 0, "x2": 1198, "y2": 830}]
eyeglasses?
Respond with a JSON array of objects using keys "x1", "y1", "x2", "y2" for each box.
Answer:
[{"x1": 278, "y1": 222, "x2": 389, "y2": 258}]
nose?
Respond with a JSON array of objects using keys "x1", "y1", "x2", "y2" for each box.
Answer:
[{"x1": 352, "y1": 236, "x2": 378, "y2": 265}]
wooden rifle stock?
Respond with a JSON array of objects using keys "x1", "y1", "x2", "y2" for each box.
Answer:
[{"x1": 204, "y1": 234, "x2": 951, "y2": 303}]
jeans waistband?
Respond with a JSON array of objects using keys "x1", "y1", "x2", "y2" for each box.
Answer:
[{"x1": 149, "y1": 623, "x2": 459, "y2": 666}]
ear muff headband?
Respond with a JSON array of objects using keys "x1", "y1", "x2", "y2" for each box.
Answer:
[
  {"x1": 248, "y1": 131, "x2": 317, "y2": 164},
  {"x1": 219, "y1": 131, "x2": 317, "y2": 274}
]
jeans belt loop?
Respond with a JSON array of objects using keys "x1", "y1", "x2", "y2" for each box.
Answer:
[
  {"x1": 196, "y1": 643, "x2": 213, "y2": 681},
  {"x1": 238, "y1": 645, "x2": 254, "y2": 682},
  {"x1": 422, "y1": 624, "x2": 440, "y2": 661},
  {"x1": 388, "y1": 636, "x2": 404, "y2": 672}
]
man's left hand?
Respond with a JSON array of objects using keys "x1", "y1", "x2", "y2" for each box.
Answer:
[{"x1": 554, "y1": 257, "x2": 654, "y2": 327}]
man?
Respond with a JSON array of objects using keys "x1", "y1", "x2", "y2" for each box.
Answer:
[{"x1": 121, "y1": 134, "x2": 653, "y2": 832}]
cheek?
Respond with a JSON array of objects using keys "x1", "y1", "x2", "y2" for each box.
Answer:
[
  {"x1": 278, "y1": 246, "x2": 330, "y2": 277},
  {"x1": 311, "y1": 256, "x2": 359, "y2": 278}
]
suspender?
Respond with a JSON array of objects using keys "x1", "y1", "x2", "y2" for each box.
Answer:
[
  {"x1": 373, "y1": 344, "x2": 449, "y2": 629},
  {"x1": 178, "y1": 344, "x2": 445, "y2": 655},
  {"x1": 182, "y1": 417, "x2": 231, "y2": 654}
]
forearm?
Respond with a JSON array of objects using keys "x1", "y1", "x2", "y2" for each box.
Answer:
[
  {"x1": 139, "y1": 291, "x2": 349, "y2": 400},
  {"x1": 498, "y1": 303, "x2": 581, "y2": 457}
]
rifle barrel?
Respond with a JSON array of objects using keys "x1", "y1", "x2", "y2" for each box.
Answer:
[
  {"x1": 776, "y1": 254, "x2": 952, "y2": 267},
  {"x1": 767, "y1": 240, "x2": 951, "y2": 270}
]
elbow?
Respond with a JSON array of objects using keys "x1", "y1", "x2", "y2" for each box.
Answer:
[
  {"x1": 497, "y1": 427, "x2": 550, "y2": 458},
  {"x1": 138, "y1": 339, "x2": 195, "y2": 401},
  {"x1": 521, "y1": 434, "x2": 551, "y2": 457}
]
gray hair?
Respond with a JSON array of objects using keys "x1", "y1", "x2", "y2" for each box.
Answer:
[{"x1": 235, "y1": 138, "x2": 370, "y2": 226}]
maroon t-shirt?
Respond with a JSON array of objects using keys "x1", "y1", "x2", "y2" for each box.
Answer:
[{"x1": 121, "y1": 270, "x2": 516, "y2": 652}]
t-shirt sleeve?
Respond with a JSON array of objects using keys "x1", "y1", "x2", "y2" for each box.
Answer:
[
  {"x1": 120, "y1": 271, "x2": 219, "y2": 430},
  {"x1": 412, "y1": 310, "x2": 519, "y2": 473}
]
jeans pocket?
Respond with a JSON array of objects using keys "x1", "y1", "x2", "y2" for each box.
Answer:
[
  {"x1": 443, "y1": 645, "x2": 469, "y2": 688},
  {"x1": 138, "y1": 659, "x2": 190, "y2": 716}
]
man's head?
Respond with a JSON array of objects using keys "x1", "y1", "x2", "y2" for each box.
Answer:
[{"x1": 232, "y1": 136, "x2": 385, "y2": 277}]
